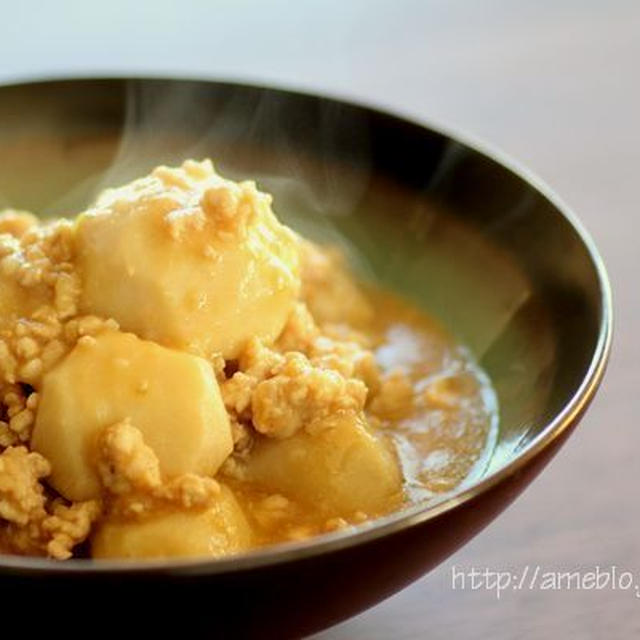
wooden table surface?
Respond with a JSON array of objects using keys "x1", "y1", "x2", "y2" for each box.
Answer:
[{"x1": 2, "y1": 1, "x2": 639, "y2": 637}]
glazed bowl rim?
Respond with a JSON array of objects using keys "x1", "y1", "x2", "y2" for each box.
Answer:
[{"x1": 0, "y1": 74, "x2": 614, "y2": 576}]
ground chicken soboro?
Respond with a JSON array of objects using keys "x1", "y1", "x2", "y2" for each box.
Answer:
[{"x1": 0, "y1": 159, "x2": 497, "y2": 560}]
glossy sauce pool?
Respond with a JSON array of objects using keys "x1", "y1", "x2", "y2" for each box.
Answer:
[{"x1": 226, "y1": 287, "x2": 499, "y2": 547}]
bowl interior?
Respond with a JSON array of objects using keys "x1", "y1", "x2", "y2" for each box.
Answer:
[{"x1": 0, "y1": 78, "x2": 606, "y2": 525}]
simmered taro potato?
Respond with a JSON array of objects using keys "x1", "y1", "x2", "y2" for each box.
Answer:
[
  {"x1": 31, "y1": 330, "x2": 232, "y2": 501},
  {"x1": 76, "y1": 160, "x2": 300, "y2": 359},
  {"x1": 243, "y1": 412, "x2": 403, "y2": 517},
  {"x1": 92, "y1": 485, "x2": 252, "y2": 559}
]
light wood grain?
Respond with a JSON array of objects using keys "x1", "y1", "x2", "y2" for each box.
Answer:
[{"x1": 1, "y1": 2, "x2": 638, "y2": 637}]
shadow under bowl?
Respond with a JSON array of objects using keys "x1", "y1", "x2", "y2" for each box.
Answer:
[{"x1": 0, "y1": 78, "x2": 611, "y2": 638}]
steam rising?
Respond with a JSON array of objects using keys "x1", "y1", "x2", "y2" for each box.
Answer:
[
  {"x1": 2, "y1": 78, "x2": 549, "y2": 374},
  {"x1": 97, "y1": 81, "x2": 374, "y2": 265}
]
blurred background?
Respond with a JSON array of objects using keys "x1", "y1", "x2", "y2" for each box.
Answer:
[{"x1": 1, "y1": 1, "x2": 638, "y2": 637}]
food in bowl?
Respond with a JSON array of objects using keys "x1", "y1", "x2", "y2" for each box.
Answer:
[{"x1": 0, "y1": 159, "x2": 496, "y2": 560}]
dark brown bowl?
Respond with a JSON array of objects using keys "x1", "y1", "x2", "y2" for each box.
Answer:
[{"x1": 0, "y1": 78, "x2": 611, "y2": 637}]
